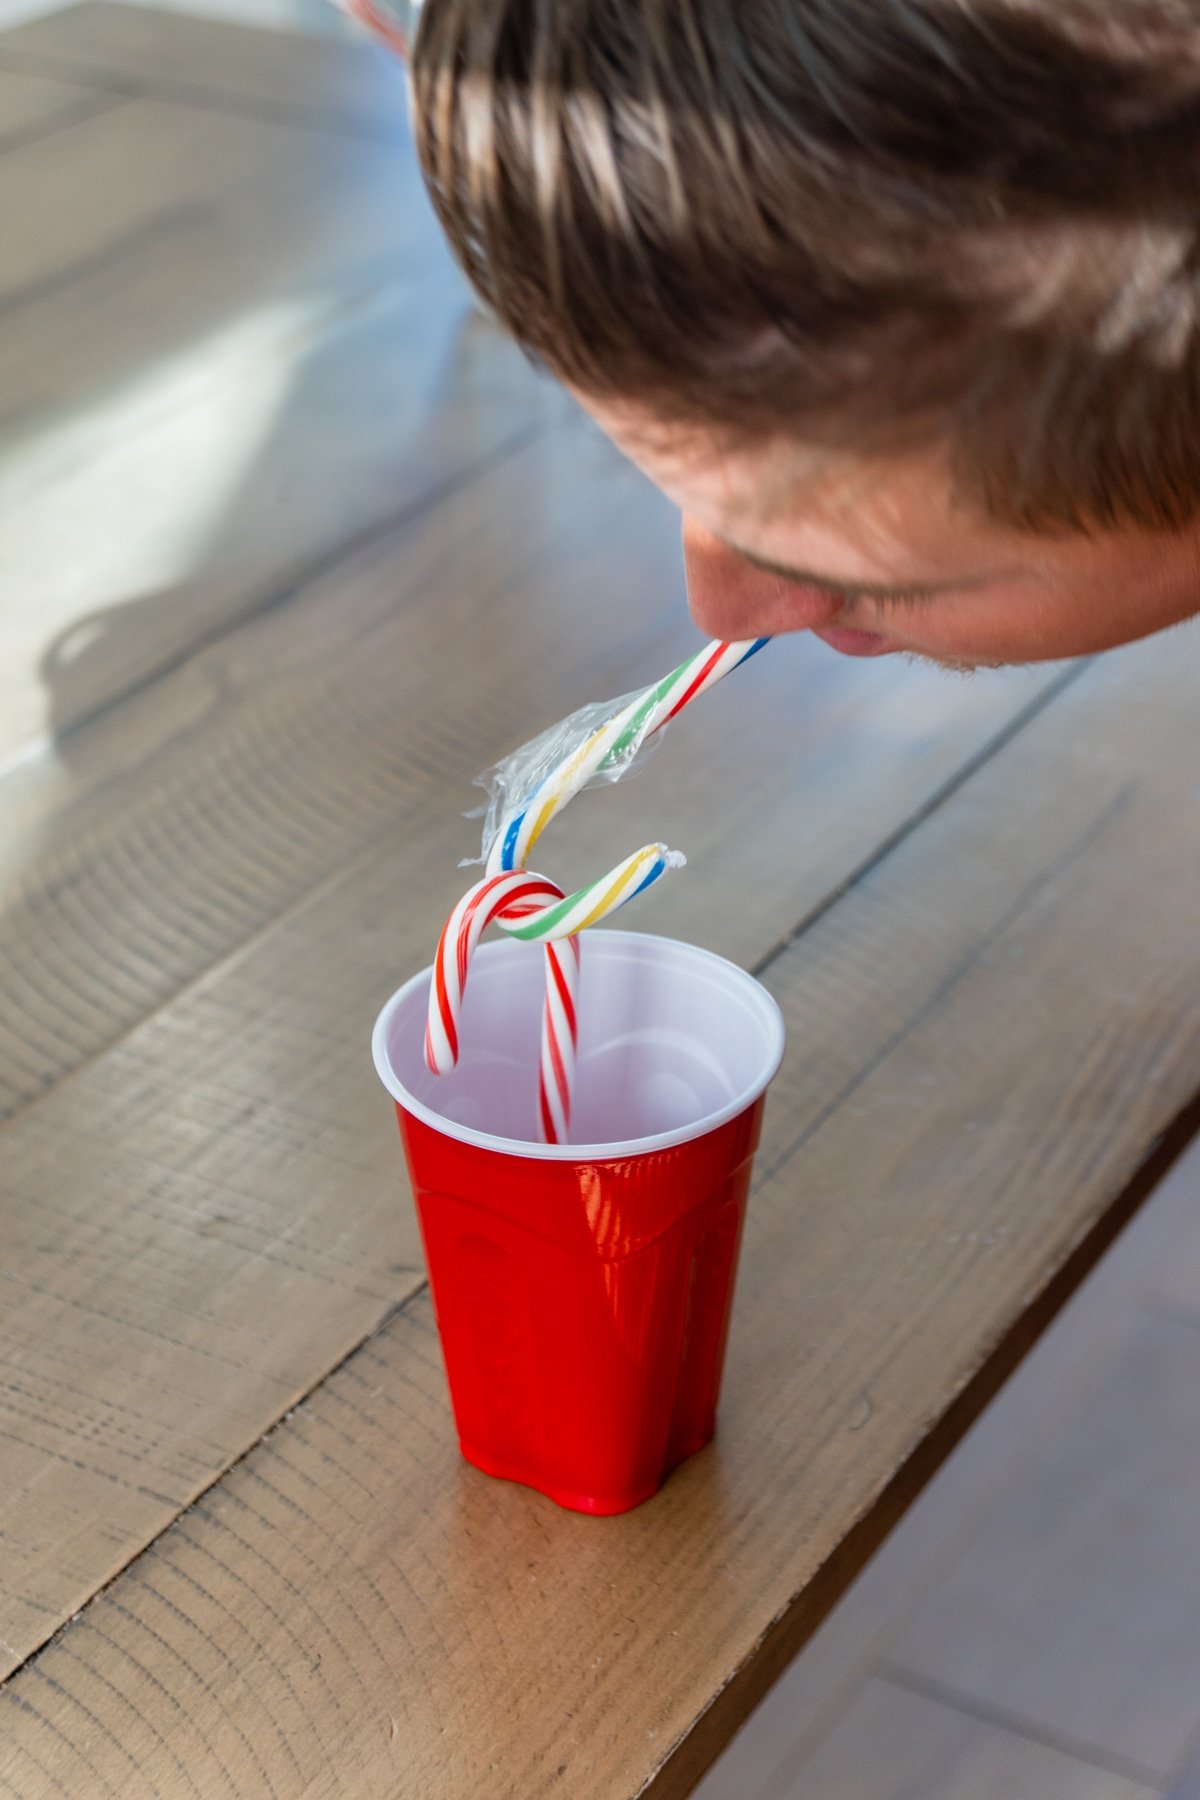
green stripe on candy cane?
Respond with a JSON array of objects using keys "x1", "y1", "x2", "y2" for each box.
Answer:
[
  {"x1": 492, "y1": 638, "x2": 768, "y2": 877},
  {"x1": 497, "y1": 845, "x2": 682, "y2": 942}
]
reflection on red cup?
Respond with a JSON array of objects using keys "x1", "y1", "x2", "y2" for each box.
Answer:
[{"x1": 372, "y1": 931, "x2": 785, "y2": 1515}]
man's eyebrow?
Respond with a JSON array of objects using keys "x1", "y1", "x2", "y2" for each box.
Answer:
[{"x1": 716, "y1": 536, "x2": 1000, "y2": 599}]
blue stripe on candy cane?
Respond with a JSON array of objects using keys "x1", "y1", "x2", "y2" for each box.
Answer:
[
  {"x1": 630, "y1": 857, "x2": 667, "y2": 899},
  {"x1": 500, "y1": 813, "x2": 524, "y2": 871},
  {"x1": 496, "y1": 639, "x2": 768, "y2": 872}
]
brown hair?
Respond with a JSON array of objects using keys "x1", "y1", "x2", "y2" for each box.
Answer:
[{"x1": 410, "y1": 1, "x2": 1200, "y2": 530}]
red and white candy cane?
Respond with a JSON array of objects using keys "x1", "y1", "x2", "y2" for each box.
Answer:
[
  {"x1": 424, "y1": 868, "x2": 582, "y2": 1143},
  {"x1": 424, "y1": 846, "x2": 676, "y2": 1142},
  {"x1": 536, "y1": 934, "x2": 581, "y2": 1144}
]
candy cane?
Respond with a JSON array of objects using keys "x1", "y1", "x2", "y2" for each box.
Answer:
[
  {"x1": 538, "y1": 935, "x2": 581, "y2": 1144},
  {"x1": 425, "y1": 869, "x2": 564, "y2": 1074},
  {"x1": 424, "y1": 867, "x2": 584, "y2": 1144},
  {"x1": 487, "y1": 639, "x2": 768, "y2": 878},
  {"x1": 423, "y1": 847, "x2": 678, "y2": 1140},
  {"x1": 493, "y1": 843, "x2": 681, "y2": 942},
  {"x1": 427, "y1": 638, "x2": 769, "y2": 1143}
]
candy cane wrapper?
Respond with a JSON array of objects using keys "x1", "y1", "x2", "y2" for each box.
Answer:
[{"x1": 473, "y1": 639, "x2": 768, "y2": 877}]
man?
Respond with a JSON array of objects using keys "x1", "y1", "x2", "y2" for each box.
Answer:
[{"x1": 407, "y1": 0, "x2": 1200, "y2": 671}]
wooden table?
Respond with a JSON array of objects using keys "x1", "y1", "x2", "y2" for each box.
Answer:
[{"x1": 2, "y1": 8, "x2": 1199, "y2": 1795}]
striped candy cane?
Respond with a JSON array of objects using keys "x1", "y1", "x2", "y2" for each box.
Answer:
[
  {"x1": 428, "y1": 638, "x2": 769, "y2": 1143},
  {"x1": 487, "y1": 639, "x2": 768, "y2": 878},
  {"x1": 425, "y1": 868, "x2": 583, "y2": 1144},
  {"x1": 423, "y1": 848, "x2": 678, "y2": 1139},
  {"x1": 538, "y1": 935, "x2": 581, "y2": 1144},
  {"x1": 425, "y1": 869, "x2": 565, "y2": 1073},
  {"x1": 493, "y1": 843, "x2": 680, "y2": 942}
]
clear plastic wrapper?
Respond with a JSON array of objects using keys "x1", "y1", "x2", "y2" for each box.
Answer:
[{"x1": 465, "y1": 687, "x2": 665, "y2": 868}]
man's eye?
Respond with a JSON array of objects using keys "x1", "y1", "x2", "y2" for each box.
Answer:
[{"x1": 859, "y1": 589, "x2": 938, "y2": 610}]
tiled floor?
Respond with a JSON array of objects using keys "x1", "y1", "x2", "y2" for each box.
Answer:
[{"x1": 695, "y1": 1131, "x2": 1200, "y2": 1798}]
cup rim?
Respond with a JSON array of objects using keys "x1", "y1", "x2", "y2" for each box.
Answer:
[{"x1": 372, "y1": 930, "x2": 786, "y2": 1161}]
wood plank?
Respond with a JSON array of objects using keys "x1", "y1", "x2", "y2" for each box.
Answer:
[
  {"x1": 0, "y1": 2, "x2": 411, "y2": 134},
  {"x1": 0, "y1": 94, "x2": 418, "y2": 340},
  {"x1": 0, "y1": 84, "x2": 564, "y2": 763},
  {"x1": 888, "y1": 1304, "x2": 1200, "y2": 1781},
  {"x1": 0, "y1": 65, "x2": 121, "y2": 150},
  {"x1": 771, "y1": 1679, "x2": 1156, "y2": 1800},
  {"x1": 2, "y1": 625, "x2": 1198, "y2": 1792}
]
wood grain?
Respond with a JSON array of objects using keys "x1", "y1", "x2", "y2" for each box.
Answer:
[
  {"x1": 0, "y1": 78, "x2": 562, "y2": 764},
  {"x1": 0, "y1": 1, "x2": 412, "y2": 134},
  {"x1": 3, "y1": 626, "x2": 1198, "y2": 1795},
  {"x1": 0, "y1": 66, "x2": 121, "y2": 151},
  {"x1": 0, "y1": 98, "x2": 418, "y2": 377}
]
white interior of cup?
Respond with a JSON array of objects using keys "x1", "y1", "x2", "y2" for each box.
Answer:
[{"x1": 372, "y1": 931, "x2": 786, "y2": 1159}]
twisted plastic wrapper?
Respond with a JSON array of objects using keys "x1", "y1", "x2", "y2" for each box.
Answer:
[{"x1": 465, "y1": 688, "x2": 665, "y2": 869}]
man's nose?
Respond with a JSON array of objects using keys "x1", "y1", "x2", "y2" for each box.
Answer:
[{"x1": 681, "y1": 517, "x2": 842, "y2": 639}]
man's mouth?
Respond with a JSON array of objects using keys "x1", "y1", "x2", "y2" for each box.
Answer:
[{"x1": 812, "y1": 625, "x2": 898, "y2": 658}]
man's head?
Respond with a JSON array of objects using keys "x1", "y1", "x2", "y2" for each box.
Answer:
[{"x1": 409, "y1": 0, "x2": 1200, "y2": 666}]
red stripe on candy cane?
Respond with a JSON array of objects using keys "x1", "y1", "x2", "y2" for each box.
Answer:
[
  {"x1": 540, "y1": 936, "x2": 581, "y2": 1143},
  {"x1": 546, "y1": 1020, "x2": 569, "y2": 1112},
  {"x1": 425, "y1": 870, "x2": 567, "y2": 1080},
  {"x1": 430, "y1": 924, "x2": 459, "y2": 1066},
  {"x1": 538, "y1": 1082, "x2": 556, "y2": 1144},
  {"x1": 547, "y1": 940, "x2": 578, "y2": 1039},
  {"x1": 659, "y1": 641, "x2": 729, "y2": 725}
]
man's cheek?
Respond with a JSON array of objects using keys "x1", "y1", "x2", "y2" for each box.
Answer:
[{"x1": 906, "y1": 593, "x2": 1106, "y2": 665}]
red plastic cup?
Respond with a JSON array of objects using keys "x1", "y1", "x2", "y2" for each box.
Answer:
[{"x1": 372, "y1": 931, "x2": 784, "y2": 1515}]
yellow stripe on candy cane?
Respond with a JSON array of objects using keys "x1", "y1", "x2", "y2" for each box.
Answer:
[
  {"x1": 521, "y1": 719, "x2": 622, "y2": 861},
  {"x1": 570, "y1": 850, "x2": 660, "y2": 932}
]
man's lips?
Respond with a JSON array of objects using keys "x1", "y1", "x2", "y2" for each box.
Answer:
[{"x1": 813, "y1": 625, "x2": 898, "y2": 657}]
